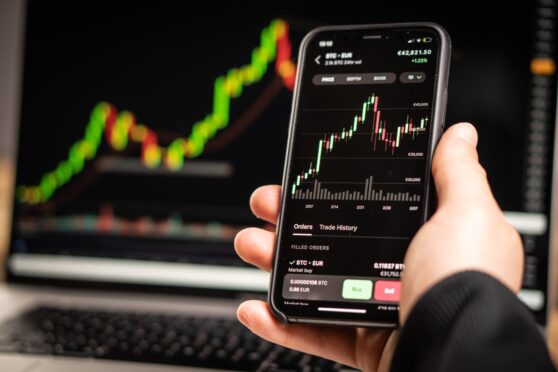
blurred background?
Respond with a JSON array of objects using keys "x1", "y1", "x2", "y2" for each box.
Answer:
[
  {"x1": 0, "y1": 0, "x2": 556, "y2": 319},
  {"x1": 0, "y1": 0, "x2": 557, "y2": 369},
  {"x1": 1, "y1": 0, "x2": 555, "y2": 305}
]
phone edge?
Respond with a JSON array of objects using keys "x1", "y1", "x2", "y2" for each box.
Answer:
[{"x1": 268, "y1": 22, "x2": 452, "y2": 328}]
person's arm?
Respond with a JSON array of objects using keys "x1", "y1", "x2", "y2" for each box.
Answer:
[{"x1": 392, "y1": 271, "x2": 556, "y2": 372}]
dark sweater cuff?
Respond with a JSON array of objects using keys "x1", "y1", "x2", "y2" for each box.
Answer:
[{"x1": 390, "y1": 271, "x2": 554, "y2": 372}]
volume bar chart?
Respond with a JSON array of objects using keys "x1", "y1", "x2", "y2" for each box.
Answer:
[{"x1": 292, "y1": 176, "x2": 421, "y2": 202}]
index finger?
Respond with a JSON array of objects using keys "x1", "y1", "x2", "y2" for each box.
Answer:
[{"x1": 249, "y1": 185, "x2": 282, "y2": 225}]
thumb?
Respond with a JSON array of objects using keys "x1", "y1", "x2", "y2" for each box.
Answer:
[{"x1": 431, "y1": 123, "x2": 497, "y2": 210}]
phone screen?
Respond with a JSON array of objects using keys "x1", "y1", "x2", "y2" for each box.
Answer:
[{"x1": 272, "y1": 26, "x2": 445, "y2": 324}]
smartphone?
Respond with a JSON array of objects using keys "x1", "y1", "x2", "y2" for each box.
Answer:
[{"x1": 269, "y1": 23, "x2": 451, "y2": 327}]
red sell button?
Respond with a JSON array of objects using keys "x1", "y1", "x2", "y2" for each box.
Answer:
[{"x1": 374, "y1": 281, "x2": 401, "y2": 302}]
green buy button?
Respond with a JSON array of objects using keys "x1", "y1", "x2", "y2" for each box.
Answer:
[{"x1": 342, "y1": 279, "x2": 373, "y2": 300}]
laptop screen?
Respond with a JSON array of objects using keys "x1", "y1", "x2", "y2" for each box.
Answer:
[{"x1": 8, "y1": 1, "x2": 557, "y2": 324}]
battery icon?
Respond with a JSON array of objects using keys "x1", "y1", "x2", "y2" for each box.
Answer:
[{"x1": 423, "y1": 37, "x2": 433, "y2": 43}]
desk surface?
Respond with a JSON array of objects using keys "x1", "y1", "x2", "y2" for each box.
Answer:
[{"x1": 1, "y1": 158, "x2": 558, "y2": 363}]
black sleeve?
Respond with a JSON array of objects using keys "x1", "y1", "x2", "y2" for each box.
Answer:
[{"x1": 390, "y1": 271, "x2": 555, "y2": 372}]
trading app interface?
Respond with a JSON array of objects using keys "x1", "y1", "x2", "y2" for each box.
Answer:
[{"x1": 274, "y1": 27, "x2": 441, "y2": 322}]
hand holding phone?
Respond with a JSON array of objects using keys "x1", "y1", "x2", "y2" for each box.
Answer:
[
  {"x1": 236, "y1": 121, "x2": 524, "y2": 368},
  {"x1": 269, "y1": 23, "x2": 451, "y2": 327}
]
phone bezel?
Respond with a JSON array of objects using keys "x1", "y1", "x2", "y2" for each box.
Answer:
[{"x1": 269, "y1": 22, "x2": 451, "y2": 327}]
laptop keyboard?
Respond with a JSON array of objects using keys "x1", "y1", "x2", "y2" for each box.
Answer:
[{"x1": 0, "y1": 306, "x2": 346, "y2": 371}]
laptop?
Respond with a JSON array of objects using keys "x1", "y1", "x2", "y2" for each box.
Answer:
[{"x1": 1, "y1": 0, "x2": 557, "y2": 371}]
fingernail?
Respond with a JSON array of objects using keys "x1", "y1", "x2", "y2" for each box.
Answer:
[
  {"x1": 237, "y1": 303, "x2": 251, "y2": 328},
  {"x1": 249, "y1": 192, "x2": 259, "y2": 219},
  {"x1": 451, "y1": 123, "x2": 478, "y2": 147}
]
